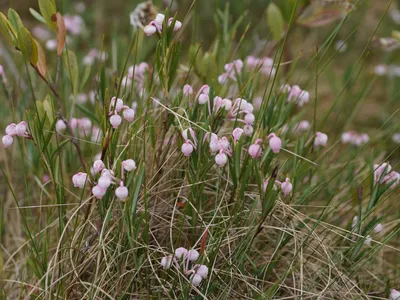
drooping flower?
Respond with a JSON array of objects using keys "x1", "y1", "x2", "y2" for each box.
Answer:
[
  {"x1": 160, "y1": 255, "x2": 173, "y2": 270},
  {"x1": 280, "y1": 178, "x2": 293, "y2": 196},
  {"x1": 215, "y1": 149, "x2": 228, "y2": 166},
  {"x1": 314, "y1": 132, "x2": 328, "y2": 148},
  {"x1": 248, "y1": 139, "x2": 262, "y2": 159},
  {"x1": 268, "y1": 133, "x2": 282, "y2": 153},
  {"x1": 115, "y1": 182, "x2": 129, "y2": 201},
  {"x1": 72, "y1": 172, "x2": 88, "y2": 188},
  {"x1": 123, "y1": 159, "x2": 136, "y2": 172}
]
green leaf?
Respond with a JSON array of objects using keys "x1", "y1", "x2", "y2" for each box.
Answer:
[
  {"x1": 38, "y1": 0, "x2": 57, "y2": 31},
  {"x1": 267, "y1": 3, "x2": 284, "y2": 41},
  {"x1": 297, "y1": 1, "x2": 351, "y2": 28},
  {"x1": 8, "y1": 9, "x2": 23, "y2": 33},
  {"x1": 43, "y1": 95, "x2": 54, "y2": 125},
  {"x1": 80, "y1": 64, "x2": 91, "y2": 90},
  {"x1": 29, "y1": 8, "x2": 47, "y2": 24},
  {"x1": 0, "y1": 13, "x2": 16, "y2": 45},
  {"x1": 17, "y1": 27, "x2": 38, "y2": 64},
  {"x1": 63, "y1": 50, "x2": 79, "y2": 95}
]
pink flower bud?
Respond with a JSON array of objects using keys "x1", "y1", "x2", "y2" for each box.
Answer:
[
  {"x1": 15, "y1": 121, "x2": 27, "y2": 136},
  {"x1": 374, "y1": 64, "x2": 387, "y2": 76},
  {"x1": 215, "y1": 150, "x2": 228, "y2": 166},
  {"x1": 175, "y1": 247, "x2": 188, "y2": 259},
  {"x1": 98, "y1": 175, "x2": 112, "y2": 189},
  {"x1": 160, "y1": 255, "x2": 173, "y2": 270},
  {"x1": 70, "y1": 118, "x2": 78, "y2": 129},
  {"x1": 374, "y1": 223, "x2": 383, "y2": 233},
  {"x1": 109, "y1": 97, "x2": 124, "y2": 112},
  {"x1": 123, "y1": 108, "x2": 135, "y2": 122},
  {"x1": 196, "y1": 265, "x2": 208, "y2": 278},
  {"x1": 232, "y1": 128, "x2": 244, "y2": 143},
  {"x1": 314, "y1": 132, "x2": 328, "y2": 148},
  {"x1": 281, "y1": 178, "x2": 292, "y2": 196},
  {"x1": 248, "y1": 140, "x2": 262, "y2": 159},
  {"x1": 390, "y1": 289, "x2": 400, "y2": 300},
  {"x1": 155, "y1": 13, "x2": 165, "y2": 27},
  {"x1": 298, "y1": 91, "x2": 310, "y2": 107},
  {"x1": 182, "y1": 141, "x2": 194, "y2": 157},
  {"x1": 268, "y1": 133, "x2": 282, "y2": 153},
  {"x1": 72, "y1": 172, "x2": 88, "y2": 188},
  {"x1": 280, "y1": 84, "x2": 291, "y2": 93},
  {"x1": 190, "y1": 274, "x2": 203, "y2": 286},
  {"x1": 243, "y1": 125, "x2": 254, "y2": 136},
  {"x1": 222, "y1": 98, "x2": 232, "y2": 110},
  {"x1": 92, "y1": 185, "x2": 106, "y2": 199},
  {"x1": 56, "y1": 120, "x2": 67, "y2": 133},
  {"x1": 218, "y1": 137, "x2": 230, "y2": 151},
  {"x1": 93, "y1": 160, "x2": 105, "y2": 173},
  {"x1": 110, "y1": 114, "x2": 122, "y2": 129},
  {"x1": 183, "y1": 84, "x2": 194, "y2": 96},
  {"x1": 297, "y1": 120, "x2": 310, "y2": 132},
  {"x1": 288, "y1": 85, "x2": 302, "y2": 102},
  {"x1": 144, "y1": 24, "x2": 157, "y2": 36},
  {"x1": 198, "y1": 94, "x2": 209, "y2": 105},
  {"x1": 374, "y1": 163, "x2": 392, "y2": 183},
  {"x1": 168, "y1": 18, "x2": 182, "y2": 31},
  {"x1": 123, "y1": 159, "x2": 136, "y2": 171},
  {"x1": 115, "y1": 183, "x2": 128, "y2": 201},
  {"x1": 243, "y1": 102, "x2": 254, "y2": 114},
  {"x1": 2, "y1": 135, "x2": 13, "y2": 148},
  {"x1": 364, "y1": 235, "x2": 372, "y2": 247},
  {"x1": 244, "y1": 113, "x2": 255, "y2": 125},
  {"x1": 187, "y1": 249, "x2": 200, "y2": 261},
  {"x1": 5, "y1": 123, "x2": 16, "y2": 136}
]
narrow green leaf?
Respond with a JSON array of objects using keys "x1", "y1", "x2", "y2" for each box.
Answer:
[
  {"x1": 29, "y1": 8, "x2": 47, "y2": 24},
  {"x1": 0, "y1": 13, "x2": 15, "y2": 45},
  {"x1": 38, "y1": 0, "x2": 57, "y2": 31},
  {"x1": 267, "y1": 3, "x2": 285, "y2": 41},
  {"x1": 8, "y1": 9, "x2": 23, "y2": 33},
  {"x1": 63, "y1": 50, "x2": 79, "y2": 95},
  {"x1": 17, "y1": 27, "x2": 38, "y2": 64}
]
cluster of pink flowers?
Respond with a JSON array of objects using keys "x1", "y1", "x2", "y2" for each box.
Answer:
[
  {"x1": 314, "y1": 132, "x2": 328, "y2": 148},
  {"x1": 218, "y1": 59, "x2": 243, "y2": 84},
  {"x1": 83, "y1": 49, "x2": 108, "y2": 66},
  {"x1": 73, "y1": 158, "x2": 136, "y2": 201},
  {"x1": 248, "y1": 134, "x2": 282, "y2": 159},
  {"x1": 143, "y1": 13, "x2": 182, "y2": 36},
  {"x1": 373, "y1": 163, "x2": 400, "y2": 189},
  {"x1": 2, "y1": 121, "x2": 29, "y2": 148},
  {"x1": 390, "y1": 289, "x2": 400, "y2": 299},
  {"x1": 282, "y1": 120, "x2": 311, "y2": 134},
  {"x1": 64, "y1": 14, "x2": 84, "y2": 35},
  {"x1": 281, "y1": 84, "x2": 310, "y2": 107},
  {"x1": 56, "y1": 118, "x2": 102, "y2": 143},
  {"x1": 341, "y1": 131, "x2": 369, "y2": 146},
  {"x1": 181, "y1": 128, "x2": 198, "y2": 157},
  {"x1": 246, "y1": 56, "x2": 276, "y2": 76},
  {"x1": 109, "y1": 97, "x2": 135, "y2": 129},
  {"x1": 160, "y1": 247, "x2": 208, "y2": 286},
  {"x1": 263, "y1": 177, "x2": 293, "y2": 196},
  {"x1": 374, "y1": 64, "x2": 400, "y2": 77},
  {"x1": 122, "y1": 63, "x2": 150, "y2": 94}
]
